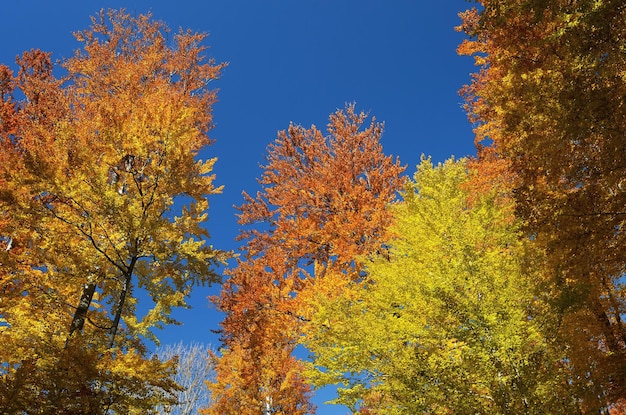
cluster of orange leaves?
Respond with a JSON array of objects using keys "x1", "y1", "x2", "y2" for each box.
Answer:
[{"x1": 205, "y1": 105, "x2": 405, "y2": 414}]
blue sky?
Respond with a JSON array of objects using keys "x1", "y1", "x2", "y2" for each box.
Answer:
[{"x1": 1, "y1": 1, "x2": 477, "y2": 412}]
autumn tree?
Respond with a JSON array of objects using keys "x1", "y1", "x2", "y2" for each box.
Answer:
[
  {"x1": 301, "y1": 157, "x2": 581, "y2": 414},
  {"x1": 0, "y1": 10, "x2": 227, "y2": 413},
  {"x1": 206, "y1": 105, "x2": 404, "y2": 414},
  {"x1": 458, "y1": 0, "x2": 626, "y2": 409}
]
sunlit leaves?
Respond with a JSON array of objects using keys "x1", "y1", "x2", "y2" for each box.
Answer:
[
  {"x1": 458, "y1": 0, "x2": 626, "y2": 408},
  {"x1": 302, "y1": 158, "x2": 578, "y2": 414},
  {"x1": 207, "y1": 105, "x2": 404, "y2": 415},
  {"x1": 0, "y1": 9, "x2": 226, "y2": 412}
]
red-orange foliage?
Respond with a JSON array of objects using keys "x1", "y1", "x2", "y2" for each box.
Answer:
[
  {"x1": 206, "y1": 105, "x2": 404, "y2": 414},
  {"x1": 610, "y1": 399, "x2": 626, "y2": 415}
]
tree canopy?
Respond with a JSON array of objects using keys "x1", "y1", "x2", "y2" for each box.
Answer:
[
  {"x1": 0, "y1": 9, "x2": 227, "y2": 413},
  {"x1": 458, "y1": 0, "x2": 626, "y2": 409},
  {"x1": 206, "y1": 105, "x2": 404, "y2": 415},
  {"x1": 3, "y1": 2, "x2": 626, "y2": 414},
  {"x1": 302, "y1": 157, "x2": 581, "y2": 414}
]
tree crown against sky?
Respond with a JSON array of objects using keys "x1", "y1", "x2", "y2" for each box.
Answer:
[{"x1": 0, "y1": 9, "x2": 228, "y2": 413}]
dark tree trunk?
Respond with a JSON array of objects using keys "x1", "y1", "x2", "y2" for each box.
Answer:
[
  {"x1": 108, "y1": 271, "x2": 132, "y2": 348},
  {"x1": 68, "y1": 280, "x2": 97, "y2": 338}
]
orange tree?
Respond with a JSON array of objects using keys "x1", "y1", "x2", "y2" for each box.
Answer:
[
  {"x1": 458, "y1": 0, "x2": 626, "y2": 410},
  {"x1": 0, "y1": 10, "x2": 227, "y2": 414},
  {"x1": 206, "y1": 105, "x2": 404, "y2": 414}
]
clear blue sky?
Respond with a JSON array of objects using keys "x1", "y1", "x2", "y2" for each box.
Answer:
[{"x1": 1, "y1": 1, "x2": 476, "y2": 412}]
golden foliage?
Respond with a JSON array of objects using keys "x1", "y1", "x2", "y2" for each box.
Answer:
[
  {"x1": 458, "y1": 0, "x2": 626, "y2": 409},
  {"x1": 0, "y1": 9, "x2": 227, "y2": 413},
  {"x1": 302, "y1": 158, "x2": 580, "y2": 414}
]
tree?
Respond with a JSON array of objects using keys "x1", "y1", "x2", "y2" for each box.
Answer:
[
  {"x1": 207, "y1": 248, "x2": 314, "y2": 415},
  {"x1": 458, "y1": 0, "x2": 626, "y2": 408},
  {"x1": 206, "y1": 105, "x2": 404, "y2": 414},
  {"x1": 154, "y1": 342, "x2": 215, "y2": 415},
  {"x1": 302, "y1": 157, "x2": 581, "y2": 414},
  {"x1": 0, "y1": 10, "x2": 227, "y2": 413}
]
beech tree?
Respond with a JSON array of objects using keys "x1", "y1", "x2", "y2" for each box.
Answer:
[
  {"x1": 0, "y1": 10, "x2": 227, "y2": 413},
  {"x1": 302, "y1": 158, "x2": 581, "y2": 414},
  {"x1": 206, "y1": 105, "x2": 404, "y2": 414},
  {"x1": 458, "y1": 0, "x2": 626, "y2": 408}
]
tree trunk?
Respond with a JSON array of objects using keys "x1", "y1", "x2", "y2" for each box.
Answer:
[
  {"x1": 68, "y1": 279, "x2": 96, "y2": 339},
  {"x1": 109, "y1": 260, "x2": 136, "y2": 347}
]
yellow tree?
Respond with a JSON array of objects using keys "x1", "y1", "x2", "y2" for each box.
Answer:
[
  {"x1": 0, "y1": 10, "x2": 227, "y2": 413},
  {"x1": 207, "y1": 105, "x2": 404, "y2": 414},
  {"x1": 458, "y1": 0, "x2": 626, "y2": 408},
  {"x1": 302, "y1": 158, "x2": 581, "y2": 414}
]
